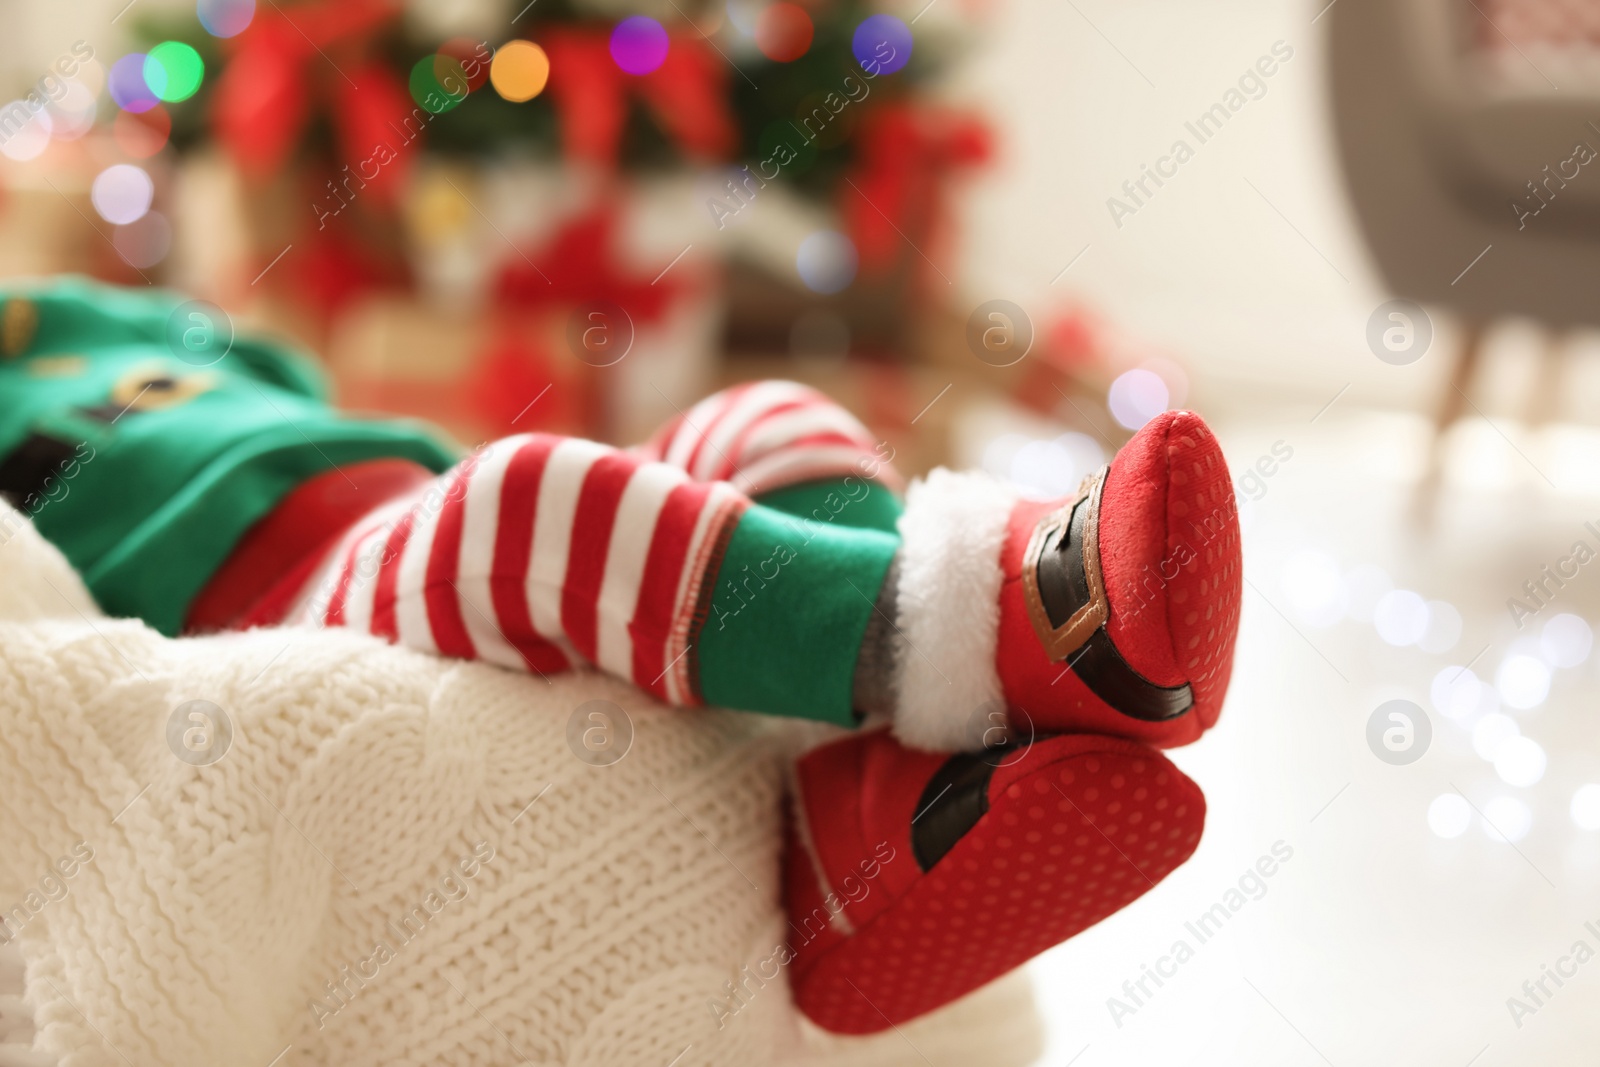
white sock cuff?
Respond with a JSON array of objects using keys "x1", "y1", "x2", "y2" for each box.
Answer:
[{"x1": 891, "y1": 468, "x2": 1017, "y2": 752}]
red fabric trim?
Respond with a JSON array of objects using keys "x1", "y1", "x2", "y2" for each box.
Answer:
[
  {"x1": 682, "y1": 495, "x2": 747, "y2": 702},
  {"x1": 423, "y1": 462, "x2": 478, "y2": 659},
  {"x1": 185, "y1": 459, "x2": 436, "y2": 634},
  {"x1": 628, "y1": 480, "x2": 714, "y2": 700}
]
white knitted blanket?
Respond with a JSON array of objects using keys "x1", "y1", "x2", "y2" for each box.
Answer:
[{"x1": 0, "y1": 501, "x2": 1040, "y2": 1067}]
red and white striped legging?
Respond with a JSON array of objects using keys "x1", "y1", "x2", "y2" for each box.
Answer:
[{"x1": 289, "y1": 381, "x2": 899, "y2": 704}]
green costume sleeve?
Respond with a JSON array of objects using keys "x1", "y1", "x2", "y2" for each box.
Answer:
[{"x1": 0, "y1": 277, "x2": 458, "y2": 635}]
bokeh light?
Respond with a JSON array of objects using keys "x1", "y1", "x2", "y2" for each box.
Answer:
[
  {"x1": 46, "y1": 81, "x2": 98, "y2": 141},
  {"x1": 1009, "y1": 433, "x2": 1106, "y2": 499},
  {"x1": 410, "y1": 55, "x2": 469, "y2": 114},
  {"x1": 73, "y1": 57, "x2": 106, "y2": 98},
  {"x1": 756, "y1": 3, "x2": 814, "y2": 62},
  {"x1": 1541, "y1": 613, "x2": 1592, "y2": 668},
  {"x1": 796, "y1": 230, "x2": 857, "y2": 294},
  {"x1": 610, "y1": 16, "x2": 670, "y2": 76},
  {"x1": 1471, "y1": 712, "x2": 1520, "y2": 762},
  {"x1": 91, "y1": 164, "x2": 154, "y2": 225},
  {"x1": 1107, "y1": 368, "x2": 1169, "y2": 430},
  {"x1": 851, "y1": 14, "x2": 915, "y2": 75},
  {"x1": 113, "y1": 211, "x2": 172, "y2": 268},
  {"x1": 198, "y1": 0, "x2": 256, "y2": 38},
  {"x1": 1373, "y1": 588, "x2": 1429, "y2": 646},
  {"x1": 1342, "y1": 562, "x2": 1392, "y2": 623},
  {"x1": 1281, "y1": 549, "x2": 1345, "y2": 627},
  {"x1": 1482, "y1": 796, "x2": 1533, "y2": 843},
  {"x1": 1417, "y1": 600, "x2": 1461, "y2": 654},
  {"x1": 441, "y1": 38, "x2": 492, "y2": 92},
  {"x1": 1571, "y1": 784, "x2": 1600, "y2": 831},
  {"x1": 1141, "y1": 356, "x2": 1189, "y2": 407},
  {"x1": 489, "y1": 40, "x2": 550, "y2": 102},
  {"x1": 1494, "y1": 735, "x2": 1547, "y2": 787},
  {"x1": 0, "y1": 105, "x2": 52, "y2": 161},
  {"x1": 109, "y1": 53, "x2": 159, "y2": 113},
  {"x1": 726, "y1": 0, "x2": 762, "y2": 38},
  {"x1": 1427, "y1": 793, "x2": 1472, "y2": 839},
  {"x1": 145, "y1": 42, "x2": 204, "y2": 103},
  {"x1": 852, "y1": 14, "x2": 912, "y2": 75},
  {"x1": 1430, "y1": 666, "x2": 1482, "y2": 721},
  {"x1": 114, "y1": 106, "x2": 171, "y2": 158},
  {"x1": 1496, "y1": 652, "x2": 1551, "y2": 710}
]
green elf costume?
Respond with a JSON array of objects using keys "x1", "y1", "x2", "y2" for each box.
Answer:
[{"x1": 0, "y1": 276, "x2": 1243, "y2": 1034}]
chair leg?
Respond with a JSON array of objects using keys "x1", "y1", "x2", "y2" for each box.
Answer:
[{"x1": 1414, "y1": 318, "x2": 1484, "y2": 526}]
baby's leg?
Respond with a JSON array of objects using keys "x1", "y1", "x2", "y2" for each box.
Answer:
[
  {"x1": 635, "y1": 380, "x2": 904, "y2": 533},
  {"x1": 292, "y1": 427, "x2": 898, "y2": 726}
]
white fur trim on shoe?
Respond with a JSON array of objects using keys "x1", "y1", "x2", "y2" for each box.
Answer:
[{"x1": 891, "y1": 468, "x2": 1017, "y2": 752}]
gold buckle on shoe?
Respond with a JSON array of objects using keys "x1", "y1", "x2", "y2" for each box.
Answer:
[{"x1": 1020, "y1": 466, "x2": 1109, "y2": 662}]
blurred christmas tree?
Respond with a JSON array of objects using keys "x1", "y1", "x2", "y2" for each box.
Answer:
[{"x1": 130, "y1": 0, "x2": 956, "y2": 201}]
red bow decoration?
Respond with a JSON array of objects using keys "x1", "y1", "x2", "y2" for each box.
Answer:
[
  {"x1": 211, "y1": 0, "x2": 417, "y2": 204},
  {"x1": 542, "y1": 28, "x2": 736, "y2": 168},
  {"x1": 468, "y1": 199, "x2": 699, "y2": 437},
  {"x1": 841, "y1": 103, "x2": 993, "y2": 284},
  {"x1": 493, "y1": 198, "x2": 685, "y2": 319}
]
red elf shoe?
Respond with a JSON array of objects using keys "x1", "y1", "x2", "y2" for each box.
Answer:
[
  {"x1": 785, "y1": 726, "x2": 1204, "y2": 1034},
  {"x1": 891, "y1": 410, "x2": 1241, "y2": 752}
]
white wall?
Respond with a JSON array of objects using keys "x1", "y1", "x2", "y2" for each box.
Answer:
[{"x1": 941, "y1": 0, "x2": 1452, "y2": 415}]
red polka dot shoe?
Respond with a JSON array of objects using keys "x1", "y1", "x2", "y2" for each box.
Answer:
[
  {"x1": 785, "y1": 726, "x2": 1204, "y2": 1034},
  {"x1": 890, "y1": 410, "x2": 1241, "y2": 752}
]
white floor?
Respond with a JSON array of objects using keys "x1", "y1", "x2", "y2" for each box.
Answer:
[{"x1": 1027, "y1": 407, "x2": 1600, "y2": 1067}]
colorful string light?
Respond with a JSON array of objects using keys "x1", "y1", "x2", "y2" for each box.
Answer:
[
  {"x1": 91, "y1": 164, "x2": 154, "y2": 226},
  {"x1": 851, "y1": 14, "x2": 912, "y2": 75},
  {"x1": 108, "y1": 53, "x2": 159, "y2": 113},
  {"x1": 144, "y1": 42, "x2": 204, "y2": 103},
  {"x1": 490, "y1": 40, "x2": 550, "y2": 102},
  {"x1": 756, "y1": 3, "x2": 813, "y2": 62},
  {"x1": 610, "y1": 17, "x2": 669, "y2": 76},
  {"x1": 197, "y1": 0, "x2": 256, "y2": 38},
  {"x1": 796, "y1": 231, "x2": 857, "y2": 294}
]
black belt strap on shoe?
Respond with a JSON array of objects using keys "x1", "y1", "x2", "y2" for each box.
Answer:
[{"x1": 1022, "y1": 468, "x2": 1193, "y2": 723}]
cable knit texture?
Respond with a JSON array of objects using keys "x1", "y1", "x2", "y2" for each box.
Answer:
[{"x1": 0, "y1": 500, "x2": 1039, "y2": 1067}]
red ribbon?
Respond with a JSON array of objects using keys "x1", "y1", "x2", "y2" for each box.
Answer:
[
  {"x1": 211, "y1": 0, "x2": 417, "y2": 203},
  {"x1": 470, "y1": 198, "x2": 698, "y2": 437},
  {"x1": 493, "y1": 198, "x2": 685, "y2": 321},
  {"x1": 542, "y1": 29, "x2": 736, "y2": 168},
  {"x1": 841, "y1": 103, "x2": 992, "y2": 281}
]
